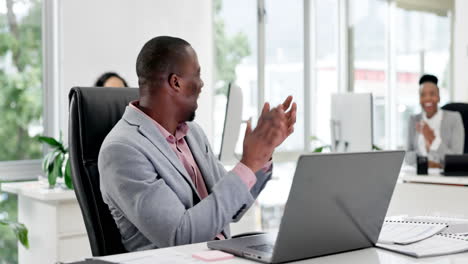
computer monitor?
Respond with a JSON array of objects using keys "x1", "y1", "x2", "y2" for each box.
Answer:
[
  {"x1": 219, "y1": 83, "x2": 243, "y2": 164},
  {"x1": 330, "y1": 93, "x2": 373, "y2": 152}
]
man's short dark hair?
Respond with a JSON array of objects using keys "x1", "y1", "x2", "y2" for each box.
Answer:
[
  {"x1": 136, "y1": 36, "x2": 191, "y2": 88},
  {"x1": 419, "y1": 74, "x2": 438, "y2": 86}
]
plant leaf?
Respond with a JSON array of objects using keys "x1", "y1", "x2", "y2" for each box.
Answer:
[
  {"x1": 49, "y1": 153, "x2": 64, "y2": 187},
  {"x1": 41, "y1": 151, "x2": 53, "y2": 172},
  {"x1": 48, "y1": 162, "x2": 57, "y2": 187},
  {"x1": 56, "y1": 153, "x2": 64, "y2": 178},
  {"x1": 313, "y1": 146, "x2": 324, "y2": 152},
  {"x1": 64, "y1": 157, "x2": 73, "y2": 189},
  {"x1": 313, "y1": 145, "x2": 332, "y2": 153},
  {"x1": 47, "y1": 150, "x2": 60, "y2": 175},
  {"x1": 36, "y1": 136, "x2": 64, "y2": 149},
  {"x1": 61, "y1": 154, "x2": 67, "y2": 177},
  {"x1": 372, "y1": 144, "x2": 382, "y2": 151},
  {"x1": 48, "y1": 153, "x2": 61, "y2": 188},
  {"x1": 0, "y1": 220, "x2": 29, "y2": 249}
]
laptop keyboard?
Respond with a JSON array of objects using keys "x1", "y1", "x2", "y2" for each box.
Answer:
[{"x1": 247, "y1": 244, "x2": 274, "y2": 253}]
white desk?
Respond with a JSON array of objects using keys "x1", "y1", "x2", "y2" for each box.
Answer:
[
  {"x1": 95, "y1": 241, "x2": 468, "y2": 263},
  {"x1": 386, "y1": 168, "x2": 468, "y2": 218},
  {"x1": 1, "y1": 181, "x2": 92, "y2": 264},
  {"x1": 400, "y1": 167, "x2": 468, "y2": 185},
  {"x1": 4, "y1": 167, "x2": 468, "y2": 264}
]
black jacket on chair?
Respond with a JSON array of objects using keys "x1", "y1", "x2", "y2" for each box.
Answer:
[{"x1": 68, "y1": 87, "x2": 138, "y2": 256}]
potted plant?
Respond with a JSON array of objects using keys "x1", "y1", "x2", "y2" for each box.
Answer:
[
  {"x1": 37, "y1": 135, "x2": 73, "y2": 189},
  {"x1": 0, "y1": 219, "x2": 29, "y2": 249},
  {"x1": 310, "y1": 136, "x2": 331, "y2": 153}
]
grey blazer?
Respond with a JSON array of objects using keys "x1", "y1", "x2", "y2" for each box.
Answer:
[
  {"x1": 406, "y1": 109, "x2": 465, "y2": 164},
  {"x1": 98, "y1": 106, "x2": 272, "y2": 251}
]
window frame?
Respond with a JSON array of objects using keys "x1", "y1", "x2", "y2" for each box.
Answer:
[
  {"x1": 250, "y1": 0, "x2": 453, "y2": 161},
  {"x1": 0, "y1": 0, "x2": 60, "y2": 182}
]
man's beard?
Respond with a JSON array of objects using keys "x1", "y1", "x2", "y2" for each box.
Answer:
[{"x1": 188, "y1": 111, "x2": 196, "y2": 122}]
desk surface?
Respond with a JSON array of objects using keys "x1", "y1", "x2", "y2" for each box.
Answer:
[
  {"x1": 96, "y1": 242, "x2": 468, "y2": 264},
  {"x1": 1, "y1": 180, "x2": 76, "y2": 201},
  {"x1": 400, "y1": 167, "x2": 468, "y2": 186}
]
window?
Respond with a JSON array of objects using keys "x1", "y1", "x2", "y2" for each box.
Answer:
[
  {"x1": 395, "y1": 8, "x2": 422, "y2": 149},
  {"x1": 312, "y1": 0, "x2": 339, "y2": 146},
  {"x1": 214, "y1": 0, "x2": 453, "y2": 231},
  {"x1": 0, "y1": 0, "x2": 43, "y2": 162},
  {"x1": 264, "y1": 0, "x2": 304, "y2": 151},
  {"x1": 213, "y1": 0, "x2": 257, "y2": 156},
  {"x1": 0, "y1": 0, "x2": 43, "y2": 263},
  {"x1": 350, "y1": 0, "x2": 388, "y2": 148}
]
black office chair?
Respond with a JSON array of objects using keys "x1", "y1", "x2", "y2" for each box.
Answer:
[
  {"x1": 69, "y1": 87, "x2": 138, "y2": 256},
  {"x1": 442, "y1": 103, "x2": 468, "y2": 153}
]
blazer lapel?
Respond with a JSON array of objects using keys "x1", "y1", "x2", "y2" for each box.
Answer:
[
  {"x1": 440, "y1": 110, "x2": 449, "y2": 142},
  {"x1": 183, "y1": 132, "x2": 228, "y2": 235},
  {"x1": 122, "y1": 107, "x2": 201, "y2": 200},
  {"x1": 415, "y1": 114, "x2": 422, "y2": 145},
  {"x1": 185, "y1": 129, "x2": 216, "y2": 192}
]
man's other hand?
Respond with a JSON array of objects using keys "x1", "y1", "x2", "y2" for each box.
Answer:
[{"x1": 241, "y1": 96, "x2": 297, "y2": 172}]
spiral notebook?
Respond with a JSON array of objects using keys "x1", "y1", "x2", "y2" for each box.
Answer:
[
  {"x1": 404, "y1": 216, "x2": 468, "y2": 235},
  {"x1": 377, "y1": 234, "x2": 468, "y2": 258},
  {"x1": 378, "y1": 220, "x2": 448, "y2": 245}
]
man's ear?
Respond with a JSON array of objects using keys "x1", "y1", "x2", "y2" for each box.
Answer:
[{"x1": 168, "y1": 73, "x2": 181, "y2": 92}]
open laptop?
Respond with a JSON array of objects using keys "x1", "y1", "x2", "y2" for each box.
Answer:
[{"x1": 208, "y1": 151, "x2": 405, "y2": 263}]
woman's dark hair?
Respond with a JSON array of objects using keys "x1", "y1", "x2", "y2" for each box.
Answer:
[
  {"x1": 94, "y1": 72, "x2": 128, "y2": 87},
  {"x1": 418, "y1": 74, "x2": 438, "y2": 86}
]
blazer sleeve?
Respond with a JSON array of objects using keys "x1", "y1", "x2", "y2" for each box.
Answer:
[
  {"x1": 250, "y1": 166, "x2": 273, "y2": 200},
  {"x1": 405, "y1": 115, "x2": 417, "y2": 165},
  {"x1": 99, "y1": 141, "x2": 256, "y2": 248},
  {"x1": 211, "y1": 155, "x2": 272, "y2": 199},
  {"x1": 199, "y1": 127, "x2": 273, "y2": 222},
  {"x1": 431, "y1": 112, "x2": 465, "y2": 160}
]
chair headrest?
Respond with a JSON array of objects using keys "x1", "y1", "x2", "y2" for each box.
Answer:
[
  {"x1": 68, "y1": 87, "x2": 139, "y2": 162},
  {"x1": 442, "y1": 103, "x2": 468, "y2": 114},
  {"x1": 442, "y1": 103, "x2": 468, "y2": 154}
]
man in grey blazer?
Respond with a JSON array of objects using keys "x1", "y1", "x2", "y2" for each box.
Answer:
[
  {"x1": 98, "y1": 36, "x2": 297, "y2": 251},
  {"x1": 407, "y1": 74, "x2": 464, "y2": 167}
]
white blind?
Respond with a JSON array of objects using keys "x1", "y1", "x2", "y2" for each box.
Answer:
[{"x1": 396, "y1": 0, "x2": 454, "y2": 16}]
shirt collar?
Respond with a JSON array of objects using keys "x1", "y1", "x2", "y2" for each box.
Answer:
[
  {"x1": 423, "y1": 108, "x2": 442, "y2": 122},
  {"x1": 129, "y1": 100, "x2": 189, "y2": 144}
]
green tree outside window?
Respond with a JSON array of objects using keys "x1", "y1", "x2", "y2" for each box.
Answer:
[
  {"x1": 0, "y1": 0, "x2": 42, "y2": 263},
  {"x1": 214, "y1": 0, "x2": 251, "y2": 96}
]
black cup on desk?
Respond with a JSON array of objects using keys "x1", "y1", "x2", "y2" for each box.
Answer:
[{"x1": 416, "y1": 155, "x2": 428, "y2": 175}]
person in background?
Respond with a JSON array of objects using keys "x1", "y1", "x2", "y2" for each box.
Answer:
[
  {"x1": 95, "y1": 72, "x2": 128, "y2": 87},
  {"x1": 407, "y1": 74, "x2": 464, "y2": 168}
]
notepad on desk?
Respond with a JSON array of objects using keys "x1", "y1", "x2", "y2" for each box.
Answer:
[
  {"x1": 377, "y1": 234, "x2": 468, "y2": 258},
  {"x1": 378, "y1": 220, "x2": 448, "y2": 245},
  {"x1": 404, "y1": 216, "x2": 468, "y2": 235}
]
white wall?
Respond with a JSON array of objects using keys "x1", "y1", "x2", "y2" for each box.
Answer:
[
  {"x1": 58, "y1": 0, "x2": 214, "y2": 141},
  {"x1": 453, "y1": 0, "x2": 468, "y2": 102}
]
